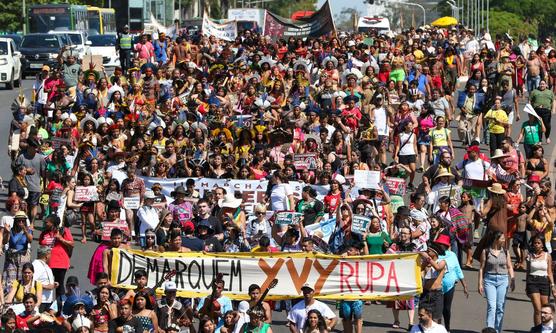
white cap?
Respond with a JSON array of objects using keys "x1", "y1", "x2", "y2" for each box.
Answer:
[
  {"x1": 164, "y1": 281, "x2": 177, "y2": 291},
  {"x1": 347, "y1": 40, "x2": 356, "y2": 47},
  {"x1": 238, "y1": 301, "x2": 250, "y2": 313},
  {"x1": 144, "y1": 190, "x2": 156, "y2": 199}
]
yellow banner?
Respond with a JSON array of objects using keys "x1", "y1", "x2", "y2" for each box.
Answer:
[{"x1": 110, "y1": 249, "x2": 422, "y2": 301}]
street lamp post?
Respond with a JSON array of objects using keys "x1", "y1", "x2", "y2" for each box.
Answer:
[
  {"x1": 399, "y1": 2, "x2": 426, "y2": 26},
  {"x1": 22, "y1": 0, "x2": 26, "y2": 34}
]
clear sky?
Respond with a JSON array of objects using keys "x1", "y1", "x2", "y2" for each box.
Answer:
[{"x1": 317, "y1": 0, "x2": 370, "y2": 17}]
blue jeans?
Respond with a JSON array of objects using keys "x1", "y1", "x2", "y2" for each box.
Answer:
[
  {"x1": 483, "y1": 273, "x2": 509, "y2": 332},
  {"x1": 527, "y1": 75, "x2": 540, "y2": 93}
]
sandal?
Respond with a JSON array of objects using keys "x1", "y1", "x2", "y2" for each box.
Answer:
[
  {"x1": 463, "y1": 264, "x2": 473, "y2": 269},
  {"x1": 392, "y1": 321, "x2": 400, "y2": 329}
]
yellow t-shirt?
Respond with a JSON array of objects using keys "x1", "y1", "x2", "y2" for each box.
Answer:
[
  {"x1": 429, "y1": 128, "x2": 451, "y2": 147},
  {"x1": 485, "y1": 109, "x2": 508, "y2": 134},
  {"x1": 530, "y1": 219, "x2": 553, "y2": 242},
  {"x1": 11, "y1": 280, "x2": 42, "y2": 303}
]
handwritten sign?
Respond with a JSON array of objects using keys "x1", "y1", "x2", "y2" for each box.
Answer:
[
  {"x1": 351, "y1": 214, "x2": 371, "y2": 234},
  {"x1": 293, "y1": 153, "x2": 318, "y2": 170},
  {"x1": 74, "y1": 186, "x2": 99, "y2": 202},
  {"x1": 275, "y1": 211, "x2": 303, "y2": 225},
  {"x1": 354, "y1": 170, "x2": 381, "y2": 190},
  {"x1": 436, "y1": 185, "x2": 462, "y2": 207},
  {"x1": 51, "y1": 137, "x2": 71, "y2": 150},
  {"x1": 384, "y1": 177, "x2": 407, "y2": 196},
  {"x1": 123, "y1": 197, "x2": 141, "y2": 210},
  {"x1": 111, "y1": 249, "x2": 423, "y2": 300},
  {"x1": 101, "y1": 221, "x2": 130, "y2": 241}
]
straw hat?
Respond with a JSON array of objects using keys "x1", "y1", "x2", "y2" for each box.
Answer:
[
  {"x1": 218, "y1": 193, "x2": 242, "y2": 209},
  {"x1": 488, "y1": 183, "x2": 506, "y2": 195},
  {"x1": 435, "y1": 170, "x2": 455, "y2": 179},
  {"x1": 491, "y1": 149, "x2": 509, "y2": 159}
]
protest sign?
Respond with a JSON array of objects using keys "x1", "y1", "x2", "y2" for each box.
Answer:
[
  {"x1": 263, "y1": 1, "x2": 335, "y2": 39},
  {"x1": 202, "y1": 13, "x2": 237, "y2": 41},
  {"x1": 390, "y1": 196, "x2": 405, "y2": 218},
  {"x1": 10, "y1": 134, "x2": 19, "y2": 151},
  {"x1": 436, "y1": 185, "x2": 462, "y2": 207},
  {"x1": 384, "y1": 177, "x2": 406, "y2": 196},
  {"x1": 102, "y1": 221, "x2": 130, "y2": 241},
  {"x1": 274, "y1": 211, "x2": 303, "y2": 225},
  {"x1": 110, "y1": 249, "x2": 422, "y2": 301},
  {"x1": 74, "y1": 186, "x2": 99, "y2": 202},
  {"x1": 305, "y1": 218, "x2": 336, "y2": 243},
  {"x1": 123, "y1": 197, "x2": 141, "y2": 210},
  {"x1": 354, "y1": 170, "x2": 381, "y2": 190},
  {"x1": 293, "y1": 153, "x2": 318, "y2": 170},
  {"x1": 51, "y1": 137, "x2": 71, "y2": 150},
  {"x1": 140, "y1": 177, "x2": 304, "y2": 213},
  {"x1": 81, "y1": 54, "x2": 103, "y2": 71},
  {"x1": 351, "y1": 214, "x2": 371, "y2": 234}
]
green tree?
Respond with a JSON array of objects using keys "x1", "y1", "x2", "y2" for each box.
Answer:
[{"x1": 487, "y1": 9, "x2": 537, "y2": 39}]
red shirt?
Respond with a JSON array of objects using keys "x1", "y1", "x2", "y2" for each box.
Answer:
[
  {"x1": 39, "y1": 228, "x2": 73, "y2": 269},
  {"x1": 16, "y1": 312, "x2": 37, "y2": 330},
  {"x1": 324, "y1": 192, "x2": 342, "y2": 214}
]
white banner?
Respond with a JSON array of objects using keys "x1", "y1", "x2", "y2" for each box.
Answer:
[
  {"x1": 110, "y1": 249, "x2": 422, "y2": 301},
  {"x1": 202, "y1": 13, "x2": 237, "y2": 41}
]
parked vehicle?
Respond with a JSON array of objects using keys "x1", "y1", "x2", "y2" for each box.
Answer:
[
  {"x1": 88, "y1": 34, "x2": 120, "y2": 67},
  {"x1": 0, "y1": 37, "x2": 22, "y2": 89},
  {"x1": 48, "y1": 30, "x2": 91, "y2": 60},
  {"x1": 20, "y1": 33, "x2": 64, "y2": 78}
]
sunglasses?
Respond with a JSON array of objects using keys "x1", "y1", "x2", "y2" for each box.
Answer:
[
  {"x1": 146, "y1": 236, "x2": 155, "y2": 239},
  {"x1": 256, "y1": 212, "x2": 265, "y2": 215}
]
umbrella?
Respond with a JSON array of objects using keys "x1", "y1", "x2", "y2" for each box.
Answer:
[{"x1": 431, "y1": 16, "x2": 458, "y2": 27}]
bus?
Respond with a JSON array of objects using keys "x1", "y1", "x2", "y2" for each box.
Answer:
[
  {"x1": 28, "y1": 4, "x2": 88, "y2": 33},
  {"x1": 87, "y1": 7, "x2": 116, "y2": 35}
]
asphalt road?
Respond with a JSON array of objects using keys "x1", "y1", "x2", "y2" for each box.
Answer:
[{"x1": 0, "y1": 78, "x2": 555, "y2": 332}]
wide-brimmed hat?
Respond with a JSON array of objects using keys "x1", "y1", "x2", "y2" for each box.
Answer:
[
  {"x1": 144, "y1": 190, "x2": 156, "y2": 199},
  {"x1": 14, "y1": 211, "x2": 27, "y2": 220},
  {"x1": 171, "y1": 186, "x2": 187, "y2": 197},
  {"x1": 435, "y1": 170, "x2": 455, "y2": 179},
  {"x1": 488, "y1": 183, "x2": 506, "y2": 195},
  {"x1": 218, "y1": 193, "x2": 242, "y2": 209},
  {"x1": 428, "y1": 243, "x2": 446, "y2": 257},
  {"x1": 491, "y1": 149, "x2": 509, "y2": 159}
]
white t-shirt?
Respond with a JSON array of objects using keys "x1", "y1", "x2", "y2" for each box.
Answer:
[
  {"x1": 409, "y1": 321, "x2": 448, "y2": 333},
  {"x1": 270, "y1": 183, "x2": 292, "y2": 211},
  {"x1": 32, "y1": 259, "x2": 55, "y2": 303},
  {"x1": 287, "y1": 299, "x2": 336, "y2": 332},
  {"x1": 137, "y1": 205, "x2": 160, "y2": 236},
  {"x1": 374, "y1": 107, "x2": 389, "y2": 136},
  {"x1": 457, "y1": 158, "x2": 490, "y2": 180}
]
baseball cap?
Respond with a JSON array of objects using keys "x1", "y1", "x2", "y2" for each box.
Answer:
[
  {"x1": 164, "y1": 281, "x2": 177, "y2": 292},
  {"x1": 66, "y1": 276, "x2": 79, "y2": 287},
  {"x1": 42, "y1": 65, "x2": 50, "y2": 72},
  {"x1": 301, "y1": 283, "x2": 314, "y2": 291}
]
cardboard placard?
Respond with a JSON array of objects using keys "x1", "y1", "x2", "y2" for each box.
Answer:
[
  {"x1": 354, "y1": 170, "x2": 381, "y2": 190},
  {"x1": 274, "y1": 211, "x2": 303, "y2": 225},
  {"x1": 351, "y1": 214, "x2": 371, "y2": 234},
  {"x1": 74, "y1": 186, "x2": 99, "y2": 202},
  {"x1": 123, "y1": 196, "x2": 141, "y2": 210},
  {"x1": 102, "y1": 221, "x2": 130, "y2": 241},
  {"x1": 436, "y1": 185, "x2": 462, "y2": 207},
  {"x1": 51, "y1": 137, "x2": 71, "y2": 150},
  {"x1": 81, "y1": 54, "x2": 103, "y2": 71},
  {"x1": 10, "y1": 134, "x2": 20, "y2": 151},
  {"x1": 390, "y1": 195, "x2": 405, "y2": 216},
  {"x1": 293, "y1": 153, "x2": 318, "y2": 170},
  {"x1": 384, "y1": 177, "x2": 406, "y2": 196}
]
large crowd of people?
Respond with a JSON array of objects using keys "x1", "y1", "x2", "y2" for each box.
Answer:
[{"x1": 2, "y1": 21, "x2": 556, "y2": 333}]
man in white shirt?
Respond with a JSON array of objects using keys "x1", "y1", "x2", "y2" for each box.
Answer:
[
  {"x1": 410, "y1": 307, "x2": 448, "y2": 333},
  {"x1": 136, "y1": 190, "x2": 159, "y2": 245},
  {"x1": 32, "y1": 246, "x2": 58, "y2": 312},
  {"x1": 287, "y1": 283, "x2": 337, "y2": 333},
  {"x1": 456, "y1": 145, "x2": 490, "y2": 209}
]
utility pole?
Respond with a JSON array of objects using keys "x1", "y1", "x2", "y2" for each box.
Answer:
[{"x1": 22, "y1": 0, "x2": 26, "y2": 34}]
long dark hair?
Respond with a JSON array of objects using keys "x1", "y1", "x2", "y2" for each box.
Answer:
[
  {"x1": 485, "y1": 230, "x2": 504, "y2": 249},
  {"x1": 303, "y1": 309, "x2": 327, "y2": 332}
]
